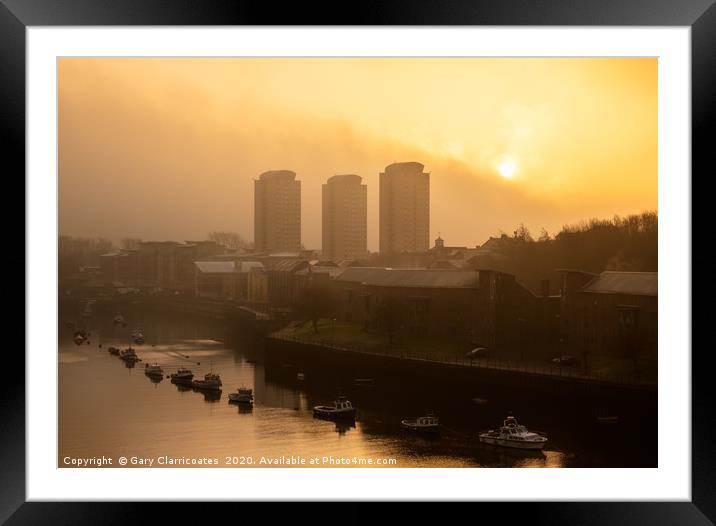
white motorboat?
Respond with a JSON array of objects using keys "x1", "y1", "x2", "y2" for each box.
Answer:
[
  {"x1": 144, "y1": 363, "x2": 163, "y2": 376},
  {"x1": 192, "y1": 372, "x2": 222, "y2": 390},
  {"x1": 401, "y1": 412, "x2": 441, "y2": 433},
  {"x1": 478, "y1": 415, "x2": 548, "y2": 450},
  {"x1": 313, "y1": 396, "x2": 356, "y2": 420},
  {"x1": 228, "y1": 387, "x2": 254, "y2": 404},
  {"x1": 170, "y1": 368, "x2": 194, "y2": 383}
]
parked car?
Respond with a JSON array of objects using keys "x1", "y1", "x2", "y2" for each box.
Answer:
[
  {"x1": 466, "y1": 347, "x2": 489, "y2": 359},
  {"x1": 551, "y1": 355, "x2": 575, "y2": 366}
]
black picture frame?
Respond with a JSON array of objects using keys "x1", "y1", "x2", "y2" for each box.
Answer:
[{"x1": 4, "y1": 0, "x2": 708, "y2": 523}]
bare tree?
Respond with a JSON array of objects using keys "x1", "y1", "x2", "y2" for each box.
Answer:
[{"x1": 207, "y1": 231, "x2": 252, "y2": 250}]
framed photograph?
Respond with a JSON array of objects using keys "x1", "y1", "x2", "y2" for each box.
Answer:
[{"x1": 6, "y1": 0, "x2": 709, "y2": 522}]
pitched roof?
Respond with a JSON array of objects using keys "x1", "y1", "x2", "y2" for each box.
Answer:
[
  {"x1": 268, "y1": 259, "x2": 309, "y2": 272},
  {"x1": 296, "y1": 266, "x2": 347, "y2": 278},
  {"x1": 194, "y1": 260, "x2": 265, "y2": 274},
  {"x1": 582, "y1": 271, "x2": 657, "y2": 296},
  {"x1": 238, "y1": 261, "x2": 264, "y2": 272},
  {"x1": 334, "y1": 267, "x2": 480, "y2": 288},
  {"x1": 194, "y1": 261, "x2": 237, "y2": 274}
]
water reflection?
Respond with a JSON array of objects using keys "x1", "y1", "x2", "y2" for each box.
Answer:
[
  {"x1": 194, "y1": 388, "x2": 222, "y2": 402},
  {"x1": 334, "y1": 421, "x2": 356, "y2": 435},
  {"x1": 172, "y1": 381, "x2": 192, "y2": 393},
  {"x1": 59, "y1": 308, "x2": 656, "y2": 468}
]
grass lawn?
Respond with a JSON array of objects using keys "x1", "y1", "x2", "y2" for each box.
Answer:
[
  {"x1": 276, "y1": 318, "x2": 470, "y2": 361},
  {"x1": 275, "y1": 318, "x2": 657, "y2": 384}
]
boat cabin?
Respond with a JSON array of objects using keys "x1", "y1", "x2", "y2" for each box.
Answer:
[
  {"x1": 417, "y1": 415, "x2": 439, "y2": 426},
  {"x1": 334, "y1": 397, "x2": 353, "y2": 410},
  {"x1": 497, "y1": 416, "x2": 532, "y2": 437}
]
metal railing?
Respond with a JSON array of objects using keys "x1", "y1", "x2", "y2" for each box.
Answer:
[{"x1": 270, "y1": 330, "x2": 656, "y2": 387}]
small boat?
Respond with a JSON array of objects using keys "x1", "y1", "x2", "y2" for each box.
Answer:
[
  {"x1": 478, "y1": 415, "x2": 548, "y2": 450},
  {"x1": 296, "y1": 372, "x2": 305, "y2": 381},
  {"x1": 107, "y1": 346, "x2": 120, "y2": 356},
  {"x1": 120, "y1": 347, "x2": 138, "y2": 361},
  {"x1": 73, "y1": 331, "x2": 87, "y2": 346},
  {"x1": 133, "y1": 334, "x2": 146, "y2": 345},
  {"x1": 313, "y1": 396, "x2": 356, "y2": 421},
  {"x1": 144, "y1": 363, "x2": 163, "y2": 376},
  {"x1": 472, "y1": 397, "x2": 488, "y2": 405},
  {"x1": 353, "y1": 378, "x2": 375, "y2": 386},
  {"x1": 170, "y1": 368, "x2": 194, "y2": 383},
  {"x1": 228, "y1": 387, "x2": 254, "y2": 404},
  {"x1": 113, "y1": 314, "x2": 125, "y2": 326},
  {"x1": 192, "y1": 372, "x2": 222, "y2": 390},
  {"x1": 401, "y1": 412, "x2": 441, "y2": 433}
]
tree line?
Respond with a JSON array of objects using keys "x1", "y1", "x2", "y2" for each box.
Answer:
[{"x1": 467, "y1": 211, "x2": 658, "y2": 294}]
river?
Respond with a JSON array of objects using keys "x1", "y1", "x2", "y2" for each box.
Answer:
[{"x1": 59, "y1": 306, "x2": 656, "y2": 468}]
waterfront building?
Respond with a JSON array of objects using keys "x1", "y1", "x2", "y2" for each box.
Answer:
[
  {"x1": 559, "y1": 270, "x2": 657, "y2": 362},
  {"x1": 194, "y1": 260, "x2": 264, "y2": 300},
  {"x1": 330, "y1": 267, "x2": 542, "y2": 348},
  {"x1": 100, "y1": 240, "x2": 225, "y2": 291}
]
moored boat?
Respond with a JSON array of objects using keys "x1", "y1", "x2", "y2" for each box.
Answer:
[
  {"x1": 228, "y1": 387, "x2": 254, "y2": 404},
  {"x1": 120, "y1": 347, "x2": 138, "y2": 361},
  {"x1": 192, "y1": 372, "x2": 222, "y2": 390},
  {"x1": 144, "y1": 362, "x2": 163, "y2": 376},
  {"x1": 478, "y1": 415, "x2": 548, "y2": 450},
  {"x1": 401, "y1": 412, "x2": 441, "y2": 433},
  {"x1": 73, "y1": 331, "x2": 87, "y2": 346},
  {"x1": 313, "y1": 396, "x2": 356, "y2": 420},
  {"x1": 170, "y1": 368, "x2": 194, "y2": 383}
]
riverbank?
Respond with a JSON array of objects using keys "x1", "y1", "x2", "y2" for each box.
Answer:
[
  {"x1": 267, "y1": 323, "x2": 657, "y2": 395},
  {"x1": 62, "y1": 295, "x2": 289, "y2": 335}
]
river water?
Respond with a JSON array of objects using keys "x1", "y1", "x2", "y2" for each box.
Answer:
[{"x1": 59, "y1": 307, "x2": 656, "y2": 468}]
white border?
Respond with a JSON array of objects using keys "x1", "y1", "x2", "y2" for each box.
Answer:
[{"x1": 27, "y1": 27, "x2": 691, "y2": 501}]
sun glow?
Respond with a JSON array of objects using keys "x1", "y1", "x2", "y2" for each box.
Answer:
[{"x1": 498, "y1": 158, "x2": 518, "y2": 179}]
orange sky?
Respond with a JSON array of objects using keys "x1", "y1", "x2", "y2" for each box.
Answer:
[{"x1": 58, "y1": 58, "x2": 657, "y2": 250}]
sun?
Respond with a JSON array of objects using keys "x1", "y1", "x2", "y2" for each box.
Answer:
[{"x1": 498, "y1": 158, "x2": 518, "y2": 179}]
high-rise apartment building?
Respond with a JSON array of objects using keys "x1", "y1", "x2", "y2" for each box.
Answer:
[
  {"x1": 379, "y1": 162, "x2": 430, "y2": 254},
  {"x1": 254, "y1": 170, "x2": 301, "y2": 252},
  {"x1": 322, "y1": 174, "x2": 368, "y2": 261}
]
